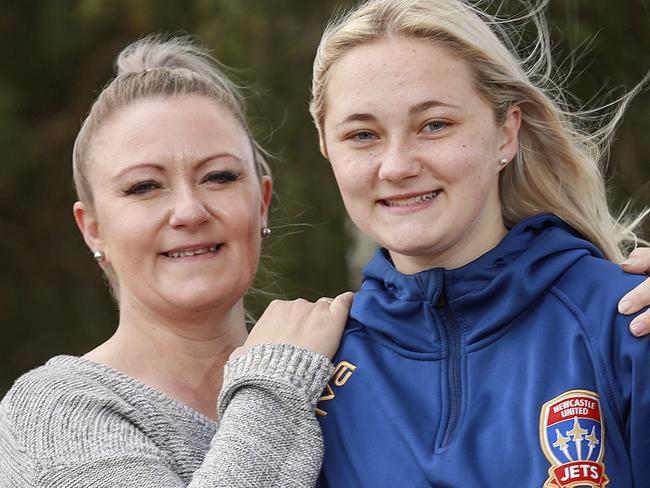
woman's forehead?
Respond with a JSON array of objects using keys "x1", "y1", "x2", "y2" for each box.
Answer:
[{"x1": 88, "y1": 95, "x2": 253, "y2": 176}]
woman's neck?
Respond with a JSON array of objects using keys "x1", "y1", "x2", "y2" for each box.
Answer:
[{"x1": 84, "y1": 300, "x2": 249, "y2": 420}]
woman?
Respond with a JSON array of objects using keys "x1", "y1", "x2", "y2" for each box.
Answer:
[
  {"x1": 0, "y1": 36, "x2": 352, "y2": 487},
  {"x1": 309, "y1": 0, "x2": 650, "y2": 486}
]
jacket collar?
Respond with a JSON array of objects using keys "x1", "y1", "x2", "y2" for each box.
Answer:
[{"x1": 349, "y1": 214, "x2": 603, "y2": 352}]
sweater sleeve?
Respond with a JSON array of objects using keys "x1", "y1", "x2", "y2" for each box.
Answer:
[
  {"x1": 194, "y1": 344, "x2": 334, "y2": 487},
  {"x1": 0, "y1": 344, "x2": 333, "y2": 488}
]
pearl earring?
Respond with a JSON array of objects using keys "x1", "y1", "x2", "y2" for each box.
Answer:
[
  {"x1": 93, "y1": 250, "x2": 105, "y2": 262},
  {"x1": 261, "y1": 227, "x2": 272, "y2": 239},
  {"x1": 499, "y1": 158, "x2": 508, "y2": 166}
]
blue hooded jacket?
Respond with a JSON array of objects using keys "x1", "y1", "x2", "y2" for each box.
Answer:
[{"x1": 318, "y1": 214, "x2": 649, "y2": 487}]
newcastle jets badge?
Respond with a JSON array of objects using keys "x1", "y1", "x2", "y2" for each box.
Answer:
[{"x1": 539, "y1": 389, "x2": 609, "y2": 487}]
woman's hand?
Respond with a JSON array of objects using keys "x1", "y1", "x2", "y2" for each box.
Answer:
[
  {"x1": 230, "y1": 292, "x2": 354, "y2": 360},
  {"x1": 619, "y1": 247, "x2": 650, "y2": 336}
]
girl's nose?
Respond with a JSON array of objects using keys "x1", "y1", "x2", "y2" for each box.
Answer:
[{"x1": 377, "y1": 139, "x2": 422, "y2": 182}]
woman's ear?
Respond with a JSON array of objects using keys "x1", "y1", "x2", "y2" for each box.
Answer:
[
  {"x1": 73, "y1": 201, "x2": 103, "y2": 254},
  {"x1": 497, "y1": 105, "x2": 522, "y2": 169},
  {"x1": 319, "y1": 133, "x2": 329, "y2": 160}
]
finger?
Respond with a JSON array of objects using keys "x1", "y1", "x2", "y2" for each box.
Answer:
[
  {"x1": 630, "y1": 309, "x2": 650, "y2": 337},
  {"x1": 229, "y1": 346, "x2": 247, "y2": 361},
  {"x1": 329, "y1": 291, "x2": 354, "y2": 323},
  {"x1": 618, "y1": 277, "x2": 650, "y2": 315},
  {"x1": 262, "y1": 299, "x2": 285, "y2": 314},
  {"x1": 621, "y1": 247, "x2": 650, "y2": 273}
]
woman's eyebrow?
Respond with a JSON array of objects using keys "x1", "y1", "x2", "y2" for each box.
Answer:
[
  {"x1": 111, "y1": 153, "x2": 244, "y2": 182},
  {"x1": 112, "y1": 162, "x2": 164, "y2": 181}
]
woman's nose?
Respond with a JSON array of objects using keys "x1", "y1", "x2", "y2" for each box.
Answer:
[{"x1": 168, "y1": 189, "x2": 210, "y2": 228}]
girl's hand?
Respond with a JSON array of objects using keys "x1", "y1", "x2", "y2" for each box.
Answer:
[
  {"x1": 231, "y1": 292, "x2": 354, "y2": 360},
  {"x1": 619, "y1": 248, "x2": 650, "y2": 336}
]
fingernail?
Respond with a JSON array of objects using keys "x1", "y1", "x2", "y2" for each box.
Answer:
[
  {"x1": 622, "y1": 257, "x2": 637, "y2": 267},
  {"x1": 618, "y1": 300, "x2": 632, "y2": 314},
  {"x1": 630, "y1": 319, "x2": 646, "y2": 337}
]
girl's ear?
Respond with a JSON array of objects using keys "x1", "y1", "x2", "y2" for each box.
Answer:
[{"x1": 497, "y1": 105, "x2": 522, "y2": 170}]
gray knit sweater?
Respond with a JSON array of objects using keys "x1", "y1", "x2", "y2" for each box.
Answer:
[{"x1": 0, "y1": 344, "x2": 333, "y2": 487}]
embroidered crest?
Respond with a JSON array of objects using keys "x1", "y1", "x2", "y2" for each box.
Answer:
[
  {"x1": 315, "y1": 360, "x2": 357, "y2": 417},
  {"x1": 539, "y1": 389, "x2": 609, "y2": 487}
]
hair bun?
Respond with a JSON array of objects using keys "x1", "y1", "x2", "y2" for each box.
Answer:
[{"x1": 115, "y1": 34, "x2": 215, "y2": 80}]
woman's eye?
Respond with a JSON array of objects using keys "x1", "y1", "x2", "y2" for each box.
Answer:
[
  {"x1": 123, "y1": 180, "x2": 160, "y2": 196},
  {"x1": 202, "y1": 170, "x2": 240, "y2": 184},
  {"x1": 422, "y1": 120, "x2": 447, "y2": 132},
  {"x1": 350, "y1": 131, "x2": 377, "y2": 142}
]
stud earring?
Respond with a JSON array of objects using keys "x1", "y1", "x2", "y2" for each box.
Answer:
[
  {"x1": 93, "y1": 250, "x2": 105, "y2": 262},
  {"x1": 499, "y1": 158, "x2": 509, "y2": 166},
  {"x1": 261, "y1": 227, "x2": 272, "y2": 239}
]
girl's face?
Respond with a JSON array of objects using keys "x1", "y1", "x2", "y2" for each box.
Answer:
[
  {"x1": 322, "y1": 37, "x2": 520, "y2": 273},
  {"x1": 75, "y1": 95, "x2": 272, "y2": 319}
]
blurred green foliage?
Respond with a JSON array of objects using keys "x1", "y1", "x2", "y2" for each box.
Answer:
[{"x1": 1, "y1": 0, "x2": 648, "y2": 395}]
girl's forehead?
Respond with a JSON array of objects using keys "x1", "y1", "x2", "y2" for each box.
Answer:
[
  {"x1": 331, "y1": 37, "x2": 466, "y2": 76},
  {"x1": 324, "y1": 38, "x2": 476, "y2": 118}
]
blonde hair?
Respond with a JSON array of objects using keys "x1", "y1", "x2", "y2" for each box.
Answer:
[
  {"x1": 310, "y1": 0, "x2": 648, "y2": 262},
  {"x1": 73, "y1": 34, "x2": 272, "y2": 292}
]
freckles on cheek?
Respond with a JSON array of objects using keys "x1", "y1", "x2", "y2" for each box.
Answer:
[
  {"x1": 345, "y1": 152, "x2": 375, "y2": 181},
  {"x1": 446, "y1": 135, "x2": 491, "y2": 176},
  {"x1": 338, "y1": 169, "x2": 370, "y2": 197}
]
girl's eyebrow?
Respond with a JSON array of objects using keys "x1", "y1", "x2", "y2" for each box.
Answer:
[
  {"x1": 335, "y1": 113, "x2": 377, "y2": 129},
  {"x1": 409, "y1": 100, "x2": 459, "y2": 115},
  {"x1": 336, "y1": 100, "x2": 460, "y2": 128}
]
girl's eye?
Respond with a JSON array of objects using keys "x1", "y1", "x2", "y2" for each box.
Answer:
[
  {"x1": 202, "y1": 170, "x2": 240, "y2": 184},
  {"x1": 123, "y1": 180, "x2": 160, "y2": 196},
  {"x1": 422, "y1": 120, "x2": 447, "y2": 132},
  {"x1": 350, "y1": 131, "x2": 377, "y2": 142}
]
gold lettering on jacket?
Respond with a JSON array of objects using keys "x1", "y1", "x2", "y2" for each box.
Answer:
[{"x1": 315, "y1": 360, "x2": 357, "y2": 417}]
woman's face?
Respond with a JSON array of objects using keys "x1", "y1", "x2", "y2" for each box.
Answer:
[
  {"x1": 75, "y1": 95, "x2": 272, "y2": 317},
  {"x1": 322, "y1": 37, "x2": 520, "y2": 273}
]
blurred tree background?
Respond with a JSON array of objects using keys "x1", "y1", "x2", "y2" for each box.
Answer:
[{"x1": 1, "y1": 0, "x2": 648, "y2": 395}]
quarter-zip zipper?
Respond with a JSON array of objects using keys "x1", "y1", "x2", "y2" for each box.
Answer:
[{"x1": 435, "y1": 291, "x2": 462, "y2": 448}]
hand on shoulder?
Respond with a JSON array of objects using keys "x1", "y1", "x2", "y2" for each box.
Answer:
[
  {"x1": 619, "y1": 247, "x2": 650, "y2": 336},
  {"x1": 231, "y1": 292, "x2": 354, "y2": 361}
]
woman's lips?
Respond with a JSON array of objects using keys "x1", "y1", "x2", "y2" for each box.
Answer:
[{"x1": 161, "y1": 243, "x2": 223, "y2": 258}]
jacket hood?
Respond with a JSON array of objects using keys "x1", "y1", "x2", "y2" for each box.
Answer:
[{"x1": 349, "y1": 214, "x2": 604, "y2": 353}]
